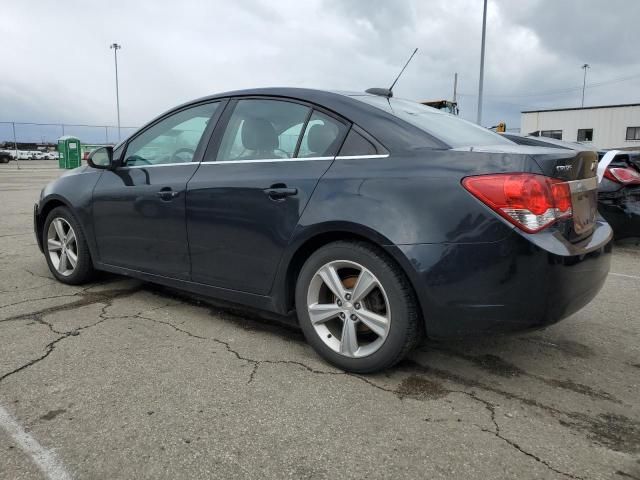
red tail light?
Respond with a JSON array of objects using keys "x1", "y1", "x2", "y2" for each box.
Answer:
[
  {"x1": 462, "y1": 173, "x2": 573, "y2": 233},
  {"x1": 604, "y1": 167, "x2": 640, "y2": 185}
]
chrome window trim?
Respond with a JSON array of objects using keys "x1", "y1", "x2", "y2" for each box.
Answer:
[
  {"x1": 117, "y1": 161, "x2": 197, "y2": 169},
  {"x1": 335, "y1": 154, "x2": 390, "y2": 160},
  {"x1": 199, "y1": 154, "x2": 389, "y2": 165},
  {"x1": 201, "y1": 156, "x2": 334, "y2": 165}
]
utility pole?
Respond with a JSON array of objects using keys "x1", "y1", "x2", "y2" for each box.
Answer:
[
  {"x1": 453, "y1": 72, "x2": 458, "y2": 103},
  {"x1": 581, "y1": 64, "x2": 590, "y2": 108},
  {"x1": 12, "y1": 122, "x2": 19, "y2": 170},
  {"x1": 110, "y1": 43, "x2": 122, "y2": 141},
  {"x1": 477, "y1": 0, "x2": 488, "y2": 125}
]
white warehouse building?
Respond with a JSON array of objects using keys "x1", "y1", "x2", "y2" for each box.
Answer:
[{"x1": 520, "y1": 103, "x2": 640, "y2": 150}]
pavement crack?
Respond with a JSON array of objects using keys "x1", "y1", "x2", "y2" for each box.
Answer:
[
  {"x1": 0, "y1": 292, "x2": 84, "y2": 310},
  {"x1": 0, "y1": 286, "x2": 143, "y2": 323},
  {"x1": 0, "y1": 309, "x2": 112, "y2": 386},
  {"x1": 455, "y1": 391, "x2": 584, "y2": 479},
  {"x1": 0, "y1": 335, "x2": 65, "y2": 384},
  {"x1": 0, "y1": 288, "x2": 144, "y2": 385},
  {"x1": 481, "y1": 425, "x2": 584, "y2": 479},
  {"x1": 132, "y1": 314, "x2": 395, "y2": 388}
]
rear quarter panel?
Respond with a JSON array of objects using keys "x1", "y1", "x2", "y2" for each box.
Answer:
[{"x1": 297, "y1": 150, "x2": 537, "y2": 245}]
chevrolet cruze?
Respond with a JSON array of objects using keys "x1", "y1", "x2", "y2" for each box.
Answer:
[{"x1": 34, "y1": 88, "x2": 612, "y2": 372}]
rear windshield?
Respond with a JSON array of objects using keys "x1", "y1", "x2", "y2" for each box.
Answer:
[{"x1": 353, "y1": 95, "x2": 513, "y2": 148}]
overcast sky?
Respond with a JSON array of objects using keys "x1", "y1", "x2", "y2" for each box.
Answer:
[{"x1": 2, "y1": 0, "x2": 640, "y2": 142}]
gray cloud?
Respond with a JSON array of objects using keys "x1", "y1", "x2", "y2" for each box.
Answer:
[
  {"x1": 496, "y1": 0, "x2": 640, "y2": 65},
  {"x1": 1, "y1": 0, "x2": 639, "y2": 143}
]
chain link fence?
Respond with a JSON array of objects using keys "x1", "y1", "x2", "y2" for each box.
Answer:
[{"x1": 0, "y1": 121, "x2": 138, "y2": 151}]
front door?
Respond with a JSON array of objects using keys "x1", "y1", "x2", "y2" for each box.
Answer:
[
  {"x1": 92, "y1": 101, "x2": 222, "y2": 279},
  {"x1": 186, "y1": 98, "x2": 348, "y2": 294}
]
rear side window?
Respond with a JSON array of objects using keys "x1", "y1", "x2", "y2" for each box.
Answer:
[
  {"x1": 216, "y1": 99, "x2": 310, "y2": 161},
  {"x1": 297, "y1": 111, "x2": 347, "y2": 158},
  {"x1": 339, "y1": 129, "x2": 378, "y2": 156}
]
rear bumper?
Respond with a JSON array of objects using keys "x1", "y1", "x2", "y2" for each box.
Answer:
[{"x1": 395, "y1": 220, "x2": 613, "y2": 338}]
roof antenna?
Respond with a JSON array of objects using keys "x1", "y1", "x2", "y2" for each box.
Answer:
[{"x1": 366, "y1": 48, "x2": 418, "y2": 98}]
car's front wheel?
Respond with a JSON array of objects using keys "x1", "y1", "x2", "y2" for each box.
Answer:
[
  {"x1": 43, "y1": 206, "x2": 95, "y2": 285},
  {"x1": 295, "y1": 241, "x2": 421, "y2": 373}
]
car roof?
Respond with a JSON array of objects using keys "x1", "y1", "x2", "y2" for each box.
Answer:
[
  {"x1": 142, "y1": 88, "x2": 444, "y2": 152},
  {"x1": 191, "y1": 87, "x2": 368, "y2": 103}
]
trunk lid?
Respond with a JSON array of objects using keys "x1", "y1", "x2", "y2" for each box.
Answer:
[
  {"x1": 457, "y1": 145, "x2": 599, "y2": 240},
  {"x1": 528, "y1": 149, "x2": 599, "y2": 240}
]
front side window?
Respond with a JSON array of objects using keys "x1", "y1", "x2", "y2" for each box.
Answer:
[
  {"x1": 216, "y1": 99, "x2": 310, "y2": 161},
  {"x1": 124, "y1": 102, "x2": 219, "y2": 166},
  {"x1": 353, "y1": 95, "x2": 512, "y2": 148},
  {"x1": 626, "y1": 127, "x2": 640, "y2": 141}
]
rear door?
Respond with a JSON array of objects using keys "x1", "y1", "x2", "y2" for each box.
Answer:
[
  {"x1": 186, "y1": 97, "x2": 348, "y2": 294},
  {"x1": 92, "y1": 101, "x2": 223, "y2": 278}
]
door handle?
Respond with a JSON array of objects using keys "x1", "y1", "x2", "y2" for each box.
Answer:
[
  {"x1": 263, "y1": 186, "x2": 298, "y2": 200},
  {"x1": 156, "y1": 188, "x2": 180, "y2": 201}
]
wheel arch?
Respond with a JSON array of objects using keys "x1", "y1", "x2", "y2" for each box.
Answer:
[
  {"x1": 274, "y1": 222, "x2": 427, "y2": 332},
  {"x1": 36, "y1": 196, "x2": 72, "y2": 247},
  {"x1": 37, "y1": 195, "x2": 98, "y2": 263}
]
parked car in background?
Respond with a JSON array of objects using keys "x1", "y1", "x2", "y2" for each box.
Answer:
[
  {"x1": 598, "y1": 151, "x2": 640, "y2": 238},
  {"x1": 0, "y1": 150, "x2": 12, "y2": 163},
  {"x1": 34, "y1": 88, "x2": 612, "y2": 372},
  {"x1": 502, "y1": 133, "x2": 640, "y2": 239},
  {"x1": 16, "y1": 151, "x2": 33, "y2": 160}
]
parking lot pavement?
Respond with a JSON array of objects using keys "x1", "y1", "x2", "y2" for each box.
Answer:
[{"x1": 0, "y1": 160, "x2": 639, "y2": 480}]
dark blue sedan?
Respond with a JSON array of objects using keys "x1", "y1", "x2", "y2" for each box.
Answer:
[{"x1": 34, "y1": 88, "x2": 612, "y2": 372}]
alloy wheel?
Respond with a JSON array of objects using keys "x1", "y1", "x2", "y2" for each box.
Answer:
[
  {"x1": 306, "y1": 260, "x2": 391, "y2": 358},
  {"x1": 47, "y1": 217, "x2": 78, "y2": 276}
]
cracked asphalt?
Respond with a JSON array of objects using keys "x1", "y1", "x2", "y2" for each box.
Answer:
[{"x1": 1, "y1": 161, "x2": 639, "y2": 480}]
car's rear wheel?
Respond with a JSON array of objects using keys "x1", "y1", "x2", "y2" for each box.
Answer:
[
  {"x1": 43, "y1": 206, "x2": 95, "y2": 284},
  {"x1": 295, "y1": 241, "x2": 421, "y2": 373}
]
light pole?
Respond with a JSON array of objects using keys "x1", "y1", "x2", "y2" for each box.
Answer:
[
  {"x1": 477, "y1": 0, "x2": 488, "y2": 125},
  {"x1": 110, "y1": 43, "x2": 122, "y2": 141},
  {"x1": 581, "y1": 64, "x2": 590, "y2": 108}
]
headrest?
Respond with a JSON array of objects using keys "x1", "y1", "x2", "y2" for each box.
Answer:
[
  {"x1": 307, "y1": 123, "x2": 336, "y2": 155},
  {"x1": 241, "y1": 117, "x2": 278, "y2": 151}
]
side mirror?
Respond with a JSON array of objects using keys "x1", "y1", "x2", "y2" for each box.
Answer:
[{"x1": 87, "y1": 146, "x2": 114, "y2": 169}]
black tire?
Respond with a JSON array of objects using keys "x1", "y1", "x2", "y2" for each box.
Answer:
[
  {"x1": 42, "y1": 206, "x2": 95, "y2": 285},
  {"x1": 295, "y1": 240, "x2": 421, "y2": 373}
]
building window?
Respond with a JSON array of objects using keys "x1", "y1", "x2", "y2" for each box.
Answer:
[
  {"x1": 541, "y1": 130, "x2": 562, "y2": 140},
  {"x1": 626, "y1": 127, "x2": 640, "y2": 141},
  {"x1": 577, "y1": 129, "x2": 593, "y2": 142}
]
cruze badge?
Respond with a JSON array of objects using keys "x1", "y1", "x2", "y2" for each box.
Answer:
[{"x1": 556, "y1": 165, "x2": 573, "y2": 172}]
